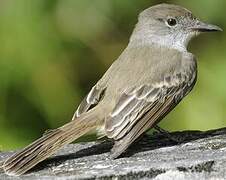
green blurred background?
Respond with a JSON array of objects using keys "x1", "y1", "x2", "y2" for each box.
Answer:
[{"x1": 0, "y1": 0, "x2": 225, "y2": 150}]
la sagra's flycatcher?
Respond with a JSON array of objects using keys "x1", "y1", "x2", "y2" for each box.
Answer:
[{"x1": 3, "y1": 3, "x2": 222, "y2": 176}]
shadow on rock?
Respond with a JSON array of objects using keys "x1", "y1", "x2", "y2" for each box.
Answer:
[{"x1": 28, "y1": 127, "x2": 226, "y2": 173}]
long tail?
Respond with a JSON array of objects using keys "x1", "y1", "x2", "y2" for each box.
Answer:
[{"x1": 3, "y1": 109, "x2": 100, "y2": 176}]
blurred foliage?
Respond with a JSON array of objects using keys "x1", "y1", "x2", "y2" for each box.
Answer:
[{"x1": 0, "y1": 0, "x2": 225, "y2": 150}]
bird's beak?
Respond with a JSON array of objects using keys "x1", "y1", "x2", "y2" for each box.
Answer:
[{"x1": 192, "y1": 20, "x2": 222, "y2": 32}]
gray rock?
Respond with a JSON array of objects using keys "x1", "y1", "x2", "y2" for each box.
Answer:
[{"x1": 1, "y1": 128, "x2": 226, "y2": 180}]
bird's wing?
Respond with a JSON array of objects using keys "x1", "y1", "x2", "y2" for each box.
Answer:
[
  {"x1": 105, "y1": 72, "x2": 196, "y2": 158},
  {"x1": 73, "y1": 85, "x2": 106, "y2": 119}
]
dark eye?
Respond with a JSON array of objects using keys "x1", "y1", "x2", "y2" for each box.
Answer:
[{"x1": 167, "y1": 18, "x2": 177, "y2": 26}]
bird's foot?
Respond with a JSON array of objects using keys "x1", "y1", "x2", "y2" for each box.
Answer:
[{"x1": 154, "y1": 125, "x2": 183, "y2": 143}]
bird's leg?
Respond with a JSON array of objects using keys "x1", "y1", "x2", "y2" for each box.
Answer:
[{"x1": 154, "y1": 125, "x2": 182, "y2": 143}]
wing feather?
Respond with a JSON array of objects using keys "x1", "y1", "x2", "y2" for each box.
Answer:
[
  {"x1": 73, "y1": 85, "x2": 105, "y2": 119},
  {"x1": 105, "y1": 72, "x2": 196, "y2": 158},
  {"x1": 111, "y1": 97, "x2": 176, "y2": 158}
]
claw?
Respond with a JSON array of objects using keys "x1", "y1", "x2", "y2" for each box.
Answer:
[{"x1": 154, "y1": 125, "x2": 183, "y2": 143}]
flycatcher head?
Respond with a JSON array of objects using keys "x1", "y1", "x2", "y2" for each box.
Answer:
[{"x1": 131, "y1": 4, "x2": 222, "y2": 51}]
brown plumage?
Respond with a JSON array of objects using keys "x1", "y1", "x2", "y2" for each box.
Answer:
[
  {"x1": 3, "y1": 3, "x2": 221, "y2": 176},
  {"x1": 3, "y1": 108, "x2": 101, "y2": 175}
]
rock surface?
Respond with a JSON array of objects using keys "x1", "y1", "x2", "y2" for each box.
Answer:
[{"x1": 1, "y1": 128, "x2": 226, "y2": 179}]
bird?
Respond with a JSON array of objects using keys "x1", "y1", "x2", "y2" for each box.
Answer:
[{"x1": 3, "y1": 3, "x2": 222, "y2": 176}]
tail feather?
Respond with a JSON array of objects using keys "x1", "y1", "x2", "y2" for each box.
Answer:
[
  {"x1": 5, "y1": 129, "x2": 60, "y2": 169},
  {"x1": 3, "y1": 110, "x2": 99, "y2": 176}
]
